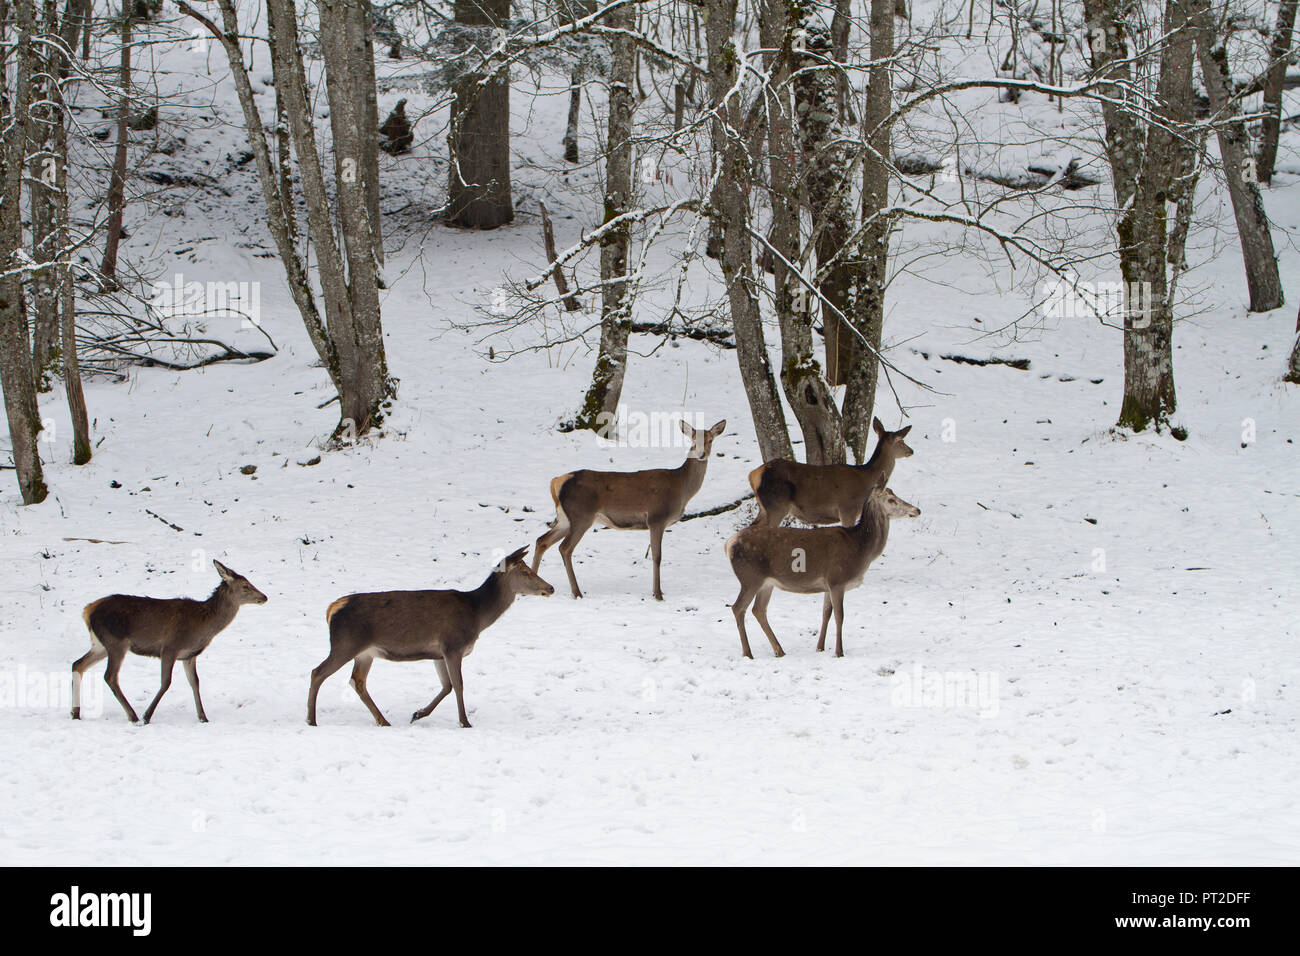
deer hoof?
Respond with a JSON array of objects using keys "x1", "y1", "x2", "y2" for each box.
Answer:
[{"x1": 70, "y1": 708, "x2": 80, "y2": 720}]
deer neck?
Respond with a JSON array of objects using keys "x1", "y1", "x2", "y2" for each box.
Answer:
[
  {"x1": 471, "y1": 572, "x2": 516, "y2": 630},
  {"x1": 677, "y1": 451, "x2": 710, "y2": 499},
  {"x1": 850, "y1": 498, "x2": 891, "y2": 557},
  {"x1": 858, "y1": 443, "x2": 897, "y2": 487},
  {"x1": 202, "y1": 585, "x2": 241, "y2": 634}
]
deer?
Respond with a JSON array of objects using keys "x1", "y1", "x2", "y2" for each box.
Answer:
[
  {"x1": 306, "y1": 546, "x2": 554, "y2": 728},
  {"x1": 725, "y1": 486, "x2": 920, "y2": 659},
  {"x1": 747, "y1": 417, "x2": 914, "y2": 528},
  {"x1": 532, "y1": 418, "x2": 726, "y2": 600},
  {"x1": 71, "y1": 560, "x2": 268, "y2": 723}
]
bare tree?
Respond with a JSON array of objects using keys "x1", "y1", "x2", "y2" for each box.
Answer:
[
  {"x1": 705, "y1": 0, "x2": 792, "y2": 462},
  {"x1": 447, "y1": 0, "x2": 514, "y2": 228},
  {"x1": 840, "y1": 0, "x2": 896, "y2": 461},
  {"x1": 99, "y1": 5, "x2": 131, "y2": 288},
  {"x1": 572, "y1": 2, "x2": 634, "y2": 433},
  {"x1": 766, "y1": 5, "x2": 845, "y2": 464},
  {"x1": 1258, "y1": 0, "x2": 1296, "y2": 186},
  {"x1": 181, "y1": 0, "x2": 392, "y2": 436},
  {"x1": 0, "y1": 0, "x2": 49, "y2": 502},
  {"x1": 1083, "y1": 0, "x2": 1199, "y2": 433},
  {"x1": 1190, "y1": 0, "x2": 1284, "y2": 313}
]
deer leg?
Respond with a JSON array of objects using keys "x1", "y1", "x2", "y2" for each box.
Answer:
[
  {"x1": 532, "y1": 522, "x2": 565, "y2": 572},
  {"x1": 444, "y1": 651, "x2": 471, "y2": 728},
  {"x1": 411, "y1": 660, "x2": 452, "y2": 723},
  {"x1": 649, "y1": 522, "x2": 667, "y2": 601},
  {"x1": 182, "y1": 657, "x2": 208, "y2": 723},
  {"x1": 731, "y1": 583, "x2": 759, "y2": 659},
  {"x1": 102, "y1": 644, "x2": 138, "y2": 723},
  {"x1": 750, "y1": 585, "x2": 786, "y2": 658},
  {"x1": 142, "y1": 651, "x2": 177, "y2": 724},
  {"x1": 307, "y1": 646, "x2": 355, "y2": 726},
  {"x1": 831, "y1": 588, "x2": 847, "y2": 658},
  {"x1": 816, "y1": 594, "x2": 833, "y2": 652},
  {"x1": 349, "y1": 654, "x2": 390, "y2": 727},
  {"x1": 70, "y1": 645, "x2": 107, "y2": 719},
  {"x1": 558, "y1": 516, "x2": 593, "y2": 599}
]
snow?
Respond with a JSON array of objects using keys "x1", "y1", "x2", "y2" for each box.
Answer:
[{"x1": 1, "y1": 2, "x2": 1298, "y2": 865}]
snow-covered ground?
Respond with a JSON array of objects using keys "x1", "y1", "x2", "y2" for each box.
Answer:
[{"x1": 1, "y1": 4, "x2": 1298, "y2": 864}]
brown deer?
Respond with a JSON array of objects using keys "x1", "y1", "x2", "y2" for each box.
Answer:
[
  {"x1": 307, "y1": 546, "x2": 554, "y2": 728},
  {"x1": 725, "y1": 486, "x2": 920, "y2": 659},
  {"x1": 747, "y1": 417, "x2": 914, "y2": 527},
  {"x1": 71, "y1": 560, "x2": 268, "y2": 723},
  {"x1": 532, "y1": 418, "x2": 726, "y2": 600}
]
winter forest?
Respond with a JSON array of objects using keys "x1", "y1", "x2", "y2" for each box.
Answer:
[{"x1": 0, "y1": 0, "x2": 1297, "y2": 865}]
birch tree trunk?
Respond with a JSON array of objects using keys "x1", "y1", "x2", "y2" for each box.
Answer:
[
  {"x1": 0, "y1": 0, "x2": 49, "y2": 502},
  {"x1": 573, "y1": 4, "x2": 634, "y2": 434},
  {"x1": 705, "y1": 0, "x2": 791, "y2": 463},
  {"x1": 1190, "y1": 0, "x2": 1284, "y2": 313},
  {"x1": 1258, "y1": 0, "x2": 1296, "y2": 186},
  {"x1": 447, "y1": 0, "x2": 513, "y2": 229}
]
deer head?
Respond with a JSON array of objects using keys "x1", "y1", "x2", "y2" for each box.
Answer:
[
  {"x1": 872, "y1": 417, "x2": 914, "y2": 459},
  {"x1": 498, "y1": 547, "x2": 555, "y2": 597},
  {"x1": 214, "y1": 560, "x2": 269, "y2": 605},
  {"x1": 681, "y1": 418, "x2": 727, "y2": 460}
]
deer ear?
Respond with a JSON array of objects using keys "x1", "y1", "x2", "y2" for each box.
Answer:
[
  {"x1": 872, "y1": 417, "x2": 884, "y2": 435},
  {"x1": 213, "y1": 559, "x2": 234, "y2": 581},
  {"x1": 506, "y1": 546, "x2": 529, "y2": 566},
  {"x1": 898, "y1": 425, "x2": 912, "y2": 437},
  {"x1": 709, "y1": 420, "x2": 727, "y2": 437},
  {"x1": 679, "y1": 418, "x2": 694, "y2": 437}
]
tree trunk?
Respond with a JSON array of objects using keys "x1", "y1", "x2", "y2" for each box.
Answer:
[
  {"x1": 0, "y1": 0, "x2": 49, "y2": 502},
  {"x1": 52, "y1": 0, "x2": 91, "y2": 461},
  {"x1": 564, "y1": 66, "x2": 582, "y2": 163},
  {"x1": 839, "y1": 0, "x2": 895, "y2": 461},
  {"x1": 99, "y1": 7, "x2": 131, "y2": 287},
  {"x1": 356, "y1": 0, "x2": 382, "y2": 268},
  {"x1": 320, "y1": 0, "x2": 389, "y2": 430},
  {"x1": 187, "y1": 0, "x2": 392, "y2": 436},
  {"x1": 29, "y1": 0, "x2": 61, "y2": 386},
  {"x1": 705, "y1": 0, "x2": 791, "y2": 463},
  {"x1": 1286, "y1": 305, "x2": 1300, "y2": 383},
  {"x1": 1191, "y1": 0, "x2": 1284, "y2": 313},
  {"x1": 1258, "y1": 0, "x2": 1297, "y2": 185},
  {"x1": 796, "y1": 25, "x2": 855, "y2": 390},
  {"x1": 767, "y1": 5, "x2": 845, "y2": 464},
  {"x1": 1085, "y1": 0, "x2": 1195, "y2": 432},
  {"x1": 573, "y1": 5, "x2": 634, "y2": 434},
  {"x1": 446, "y1": 0, "x2": 513, "y2": 229}
]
